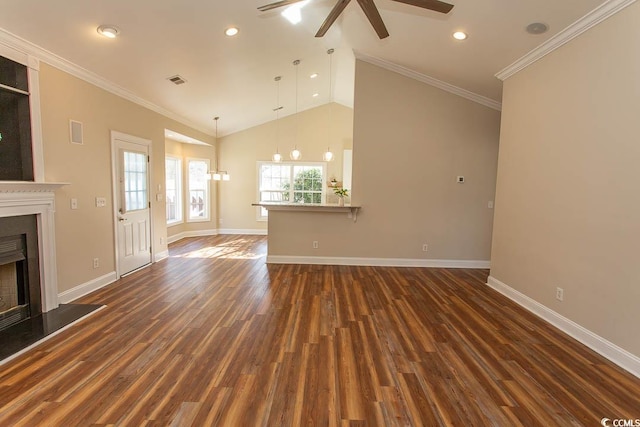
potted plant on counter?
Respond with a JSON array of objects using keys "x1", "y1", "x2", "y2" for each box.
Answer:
[{"x1": 334, "y1": 188, "x2": 348, "y2": 206}]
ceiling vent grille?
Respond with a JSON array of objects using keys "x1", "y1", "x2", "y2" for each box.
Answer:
[{"x1": 167, "y1": 75, "x2": 187, "y2": 85}]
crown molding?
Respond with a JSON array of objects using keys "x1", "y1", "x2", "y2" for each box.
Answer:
[
  {"x1": 496, "y1": 0, "x2": 638, "y2": 81},
  {"x1": 0, "y1": 28, "x2": 214, "y2": 136},
  {"x1": 354, "y1": 50, "x2": 502, "y2": 112}
]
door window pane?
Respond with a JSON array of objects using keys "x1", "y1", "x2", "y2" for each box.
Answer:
[{"x1": 124, "y1": 151, "x2": 147, "y2": 211}]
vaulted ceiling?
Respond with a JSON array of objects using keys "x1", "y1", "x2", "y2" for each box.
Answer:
[{"x1": 0, "y1": 0, "x2": 606, "y2": 136}]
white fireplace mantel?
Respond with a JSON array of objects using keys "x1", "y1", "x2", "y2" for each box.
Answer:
[{"x1": 0, "y1": 181, "x2": 69, "y2": 312}]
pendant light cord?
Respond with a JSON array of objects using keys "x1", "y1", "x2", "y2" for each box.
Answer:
[{"x1": 294, "y1": 59, "x2": 300, "y2": 150}]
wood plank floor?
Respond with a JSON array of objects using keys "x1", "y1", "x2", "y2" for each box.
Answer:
[{"x1": 1, "y1": 235, "x2": 638, "y2": 426}]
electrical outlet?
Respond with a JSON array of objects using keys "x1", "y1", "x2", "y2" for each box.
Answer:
[
  {"x1": 93, "y1": 258, "x2": 99, "y2": 269},
  {"x1": 556, "y1": 287, "x2": 564, "y2": 301},
  {"x1": 160, "y1": 237, "x2": 165, "y2": 245},
  {"x1": 488, "y1": 201, "x2": 494, "y2": 209},
  {"x1": 96, "y1": 197, "x2": 107, "y2": 208},
  {"x1": 422, "y1": 244, "x2": 428, "y2": 252},
  {"x1": 457, "y1": 176, "x2": 465, "y2": 183},
  {"x1": 70, "y1": 198, "x2": 78, "y2": 210},
  {"x1": 312, "y1": 241, "x2": 319, "y2": 249}
]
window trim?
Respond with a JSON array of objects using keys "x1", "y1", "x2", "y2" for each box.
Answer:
[
  {"x1": 165, "y1": 156, "x2": 183, "y2": 226},
  {"x1": 186, "y1": 157, "x2": 211, "y2": 222},
  {"x1": 256, "y1": 161, "x2": 327, "y2": 220}
]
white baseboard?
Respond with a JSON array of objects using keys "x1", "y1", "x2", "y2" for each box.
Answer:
[
  {"x1": 155, "y1": 250, "x2": 169, "y2": 262},
  {"x1": 58, "y1": 272, "x2": 117, "y2": 304},
  {"x1": 267, "y1": 255, "x2": 490, "y2": 268},
  {"x1": 487, "y1": 276, "x2": 640, "y2": 378},
  {"x1": 167, "y1": 229, "x2": 219, "y2": 244},
  {"x1": 218, "y1": 228, "x2": 268, "y2": 235}
]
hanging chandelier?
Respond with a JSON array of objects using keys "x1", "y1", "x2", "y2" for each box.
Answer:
[
  {"x1": 290, "y1": 59, "x2": 302, "y2": 161},
  {"x1": 272, "y1": 76, "x2": 283, "y2": 162},
  {"x1": 323, "y1": 48, "x2": 335, "y2": 162},
  {"x1": 210, "y1": 117, "x2": 230, "y2": 181}
]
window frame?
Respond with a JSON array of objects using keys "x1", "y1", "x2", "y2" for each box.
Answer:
[
  {"x1": 256, "y1": 161, "x2": 327, "y2": 220},
  {"x1": 186, "y1": 157, "x2": 211, "y2": 222},
  {"x1": 165, "y1": 156, "x2": 183, "y2": 226}
]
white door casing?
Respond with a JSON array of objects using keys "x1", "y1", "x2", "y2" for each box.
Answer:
[{"x1": 111, "y1": 131, "x2": 152, "y2": 277}]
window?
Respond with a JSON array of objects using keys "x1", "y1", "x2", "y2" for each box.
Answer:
[
  {"x1": 165, "y1": 156, "x2": 182, "y2": 225},
  {"x1": 187, "y1": 158, "x2": 210, "y2": 221},
  {"x1": 257, "y1": 162, "x2": 326, "y2": 218}
]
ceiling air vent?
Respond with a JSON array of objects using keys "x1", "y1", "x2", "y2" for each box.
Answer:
[{"x1": 167, "y1": 75, "x2": 187, "y2": 85}]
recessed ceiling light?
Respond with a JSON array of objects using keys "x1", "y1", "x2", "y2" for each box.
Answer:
[
  {"x1": 452, "y1": 31, "x2": 467, "y2": 40},
  {"x1": 526, "y1": 22, "x2": 549, "y2": 35},
  {"x1": 97, "y1": 25, "x2": 120, "y2": 39},
  {"x1": 225, "y1": 27, "x2": 239, "y2": 37},
  {"x1": 310, "y1": 73, "x2": 319, "y2": 79},
  {"x1": 312, "y1": 93, "x2": 319, "y2": 97}
]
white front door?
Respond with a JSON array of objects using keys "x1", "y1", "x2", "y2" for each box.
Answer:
[{"x1": 112, "y1": 133, "x2": 152, "y2": 276}]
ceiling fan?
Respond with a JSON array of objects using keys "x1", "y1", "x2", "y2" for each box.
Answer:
[{"x1": 257, "y1": 0, "x2": 454, "y2": 39}]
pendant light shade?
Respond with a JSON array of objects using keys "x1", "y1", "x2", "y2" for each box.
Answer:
[
  {"x1": 290, "y1": 148, "x2": 302, "y2": 161},
  {"x1": 323, "y1": 148, "x2": 334, "y2": 162},
  {"x1": 272, "y1": 152, "x2": 282, "y2": 162}
]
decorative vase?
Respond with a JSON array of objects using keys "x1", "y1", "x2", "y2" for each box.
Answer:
[{"x1": 338, "y1": 197, "x2": 344, "y2": 206}]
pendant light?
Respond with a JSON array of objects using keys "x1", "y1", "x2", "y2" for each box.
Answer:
[
  {"x1": 323, "y1": 48, "x2": 335, "y2": 162},
  {"x1": 290, "y1": 59, "x2": 302, "y2": 161},
  {"x1": 272, "y1": 76, "x2": 283, "y2": 163},
  {"x1": 210, "y1": 117, "x2": 230, "y2": 181}
]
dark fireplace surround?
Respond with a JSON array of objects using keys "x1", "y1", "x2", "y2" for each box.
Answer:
[{"x1": 0, "y1": 215, "x2": 41, "y2": 331}]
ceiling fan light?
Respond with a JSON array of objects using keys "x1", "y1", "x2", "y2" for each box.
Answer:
[
  {"x1": 290, "y1": 148, "x2": 302, "y2": 161},
  {"x1": 282, "y1": 1, "x2": 309, "y2": 25}
]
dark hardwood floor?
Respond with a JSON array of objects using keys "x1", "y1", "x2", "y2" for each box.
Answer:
[{"x1": 0, "y1": 235, "x2": 638, "y2": 426}]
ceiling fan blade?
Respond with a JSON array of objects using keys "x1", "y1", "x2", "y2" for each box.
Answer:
[
  {"x1": 315, "y1": 0, "x2": 352, "y2": 37},
  {"x1": 257, "y1": 0, "x2": 307, "y2": 12},
  {"x1": 356, "y1": 0, "x2": 389, "y2": 39},
  {"x1": 391, "y1": 0, "x2": 454, "y2": 14}
]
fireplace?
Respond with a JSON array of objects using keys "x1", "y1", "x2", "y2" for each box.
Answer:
[
  {"x1": 0, "y1": 215, "x2": 40, "y2": 331},
  {"x1": 0, "y1": 45, "x2": 70, "y2": 341},
  {"x1": 0, "y1": 184, "x2": 65, "y2": 317}
]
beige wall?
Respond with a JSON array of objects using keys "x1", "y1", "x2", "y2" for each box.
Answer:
[
  {"x1": 491, "y1": 2, "x2": 640, "y2": 357},
  {"x1": 165, "y1": 138, "x2": 218, "y2": 240},
  {"x1": 40, "y1": 64, "x2": 214, "y2": 292},
  {"x1": 217, "y1": 103, "x2": 353, "y2": 231},
  {"x1": 268, "y1": 60, "x2": 501, "y2": 260}
]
